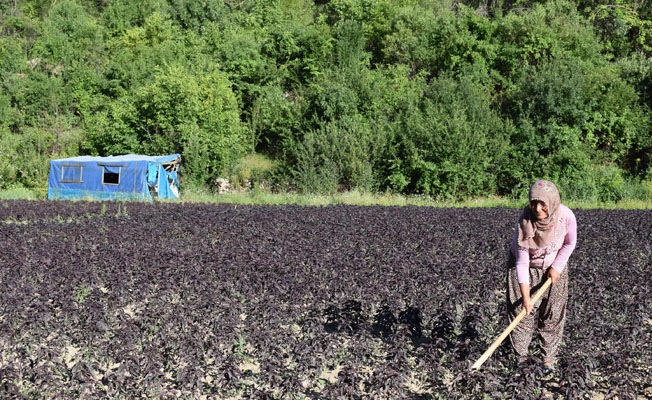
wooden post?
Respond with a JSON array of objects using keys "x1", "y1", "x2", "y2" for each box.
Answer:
[{"x1": 470, "y1": 277, "x2": 553, "y2": 370}]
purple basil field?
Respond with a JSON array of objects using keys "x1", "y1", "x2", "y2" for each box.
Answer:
[{"x1": 1, "y1": 200, "x2": 650, "y2": 399}]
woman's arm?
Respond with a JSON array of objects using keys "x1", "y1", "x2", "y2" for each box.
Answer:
[
  {"x1": 520, "y1": 283, "x2": 533, "y2": 314},
  {"x1": 550, "y1": 207, "x2": 577, "y2": 274},
  {"x1": 511, "y1": 223, "x2": 532, "y2": 284},
  {"x1": 512, "y1": 223, "x2": 534, "y2": 312}
]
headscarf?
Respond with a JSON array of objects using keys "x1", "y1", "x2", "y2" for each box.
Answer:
[{"x1": 517, "y1": 180, "x2": 561, "y2": 249}]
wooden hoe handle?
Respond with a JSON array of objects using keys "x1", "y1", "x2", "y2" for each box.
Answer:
[{"x1": 470, "y1": 277, "x2": 553, "y2": 370}]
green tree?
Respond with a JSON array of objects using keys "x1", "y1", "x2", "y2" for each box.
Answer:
[
  {"x1": 495, "y1": 0, "x2": 603, "y2": 79},
  {"x1": 390, "y1": 75, "x2": 510, "y2": 198},
  {"x1": 100, "y1": 0, "x2": 169, "y2": 36},
  {"x1": 31, "y1": 0, "x2": 102, "y2": 65},
  {"x1": 85, "y1": 64, "x2": 248, "y2": 185},
  {"x1": 504, "y1": 56, "x2": 648, "y2": 196},
  {"x1": 382, "y1": 3, "x2": 500, "y2": 84}
]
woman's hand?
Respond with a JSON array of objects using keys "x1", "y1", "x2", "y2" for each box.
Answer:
[
  {"x1": 548, "y1": 267, "x2": 561, "y2": 284},
  {"x1": 519, "y1": 283, "x2": 533, "y2": 314}
]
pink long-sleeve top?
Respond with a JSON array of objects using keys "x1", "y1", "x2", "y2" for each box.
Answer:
[{"x1": 510, "y1": 204, "x2": 577, "y2": 285}]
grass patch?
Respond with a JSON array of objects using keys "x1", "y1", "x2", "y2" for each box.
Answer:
[
  {"x1": 177, "y1": 185, "x2": 520, "y2": 207},
  {"x1": 228, "y1": 153, "x2": 277, "y2": 191},
  {"x1": 2, "y1": 186, "x2": 652, "y2": 209},
  {"x1": 0, "y1": 186, "x2": 43, "y2": 200},
  {"x1": 179, "y1": 188, "x2": 652, "y2": 209}
]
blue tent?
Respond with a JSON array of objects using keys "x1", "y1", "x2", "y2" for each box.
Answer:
[{"x1": 48, "y1": 154, "x2": 181, "y2": 201}]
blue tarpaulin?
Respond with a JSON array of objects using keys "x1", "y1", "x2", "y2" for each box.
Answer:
[{"x1": 48, "y1": 154, "x2": 181, "y2": 201}]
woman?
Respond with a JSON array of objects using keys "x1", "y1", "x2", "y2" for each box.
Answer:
[{"x1": 507, "y1": 180, "x2": 577, "y2": 374}]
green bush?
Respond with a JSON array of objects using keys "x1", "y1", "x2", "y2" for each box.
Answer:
[
  {"x1": 0, "y1": 123, "x2": 83, "y2": 189},
  {"x1": 203, "y1": 22, "x2": 274, "y2": 113},
  {"x1": 31, "y1": 0, "x2": 102, "y2": 65},
  {"x1": 282, "y1": 62, "x2": 413, "y2": 194},
  {"x1": 503, "y1": 54, "x2": 648, "y2": 193},
  {"x1": 594, "y1": 164, "x2": 627, "y2": 203},
  {"x1": 250, "y1": 84, "x2": 304, "y2": 154},
  {"x1": 558, "y1": 163, "x2": 628, "y2": 203},
  {"x1": 389, "y1": 75, "x2": 509, "y2": 199},
  {"x1": 495, "y1": 0, "x2": 602, "y2": 75},
  {"x1": 292, "y1": 117, "x2": 379, "y2": 193},
  {"x1": 100, "y1": 0, "x2": 170, "y2": 36},
  {"x1": 85, "y1": 64, "x2": 248, "y2": 185}
]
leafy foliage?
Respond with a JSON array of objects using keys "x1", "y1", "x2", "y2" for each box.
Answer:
[
  {"x1": 1, "y1": 201, "x2": 651, "y2": 398},
  {"x1": 1, "y1": 0, "x2": 652, "y2": 199},
  {"x1": 85, "y1": 63, "x2": 247, "y2": 185}
]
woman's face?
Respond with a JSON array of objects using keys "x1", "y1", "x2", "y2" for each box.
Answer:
[{"x1": 530, "y1": 200, "x2": 549, "y2": 220}]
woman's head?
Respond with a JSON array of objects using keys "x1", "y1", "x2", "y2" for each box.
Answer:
[
  {"x1": 528, "y1": 180, "x2": 560, "y2": 221},
  {"x1": 529, "y1": 200, "x2": 548, "y2": 220},
  {"x1": 517, "y1": 180, "x2": 561, "y2": 249}
]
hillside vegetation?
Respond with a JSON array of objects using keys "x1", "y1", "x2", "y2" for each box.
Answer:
[{"x1": 1, "y1": 0, "x2": 652, "y2": 201}]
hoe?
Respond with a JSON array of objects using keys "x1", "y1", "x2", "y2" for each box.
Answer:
[{"x1": 471, "y1": 277, "x2": 553, "y2": 370}]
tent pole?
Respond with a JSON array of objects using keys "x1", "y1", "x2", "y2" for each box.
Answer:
[
  {"x1": 133, "y1": 162, "x2": 138, "y2": 196},
  {"x1": 158, "y1": 165, "x2": 161, "y2": 199}
]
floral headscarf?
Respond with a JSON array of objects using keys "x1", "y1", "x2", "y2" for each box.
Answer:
[{"x1": 517, "y1": 180, "x2": 561, "y2": 249}]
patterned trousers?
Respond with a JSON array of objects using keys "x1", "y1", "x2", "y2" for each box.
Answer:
[{"x1": 507, "y1": 257, "x2": 569, "y2": 365}]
